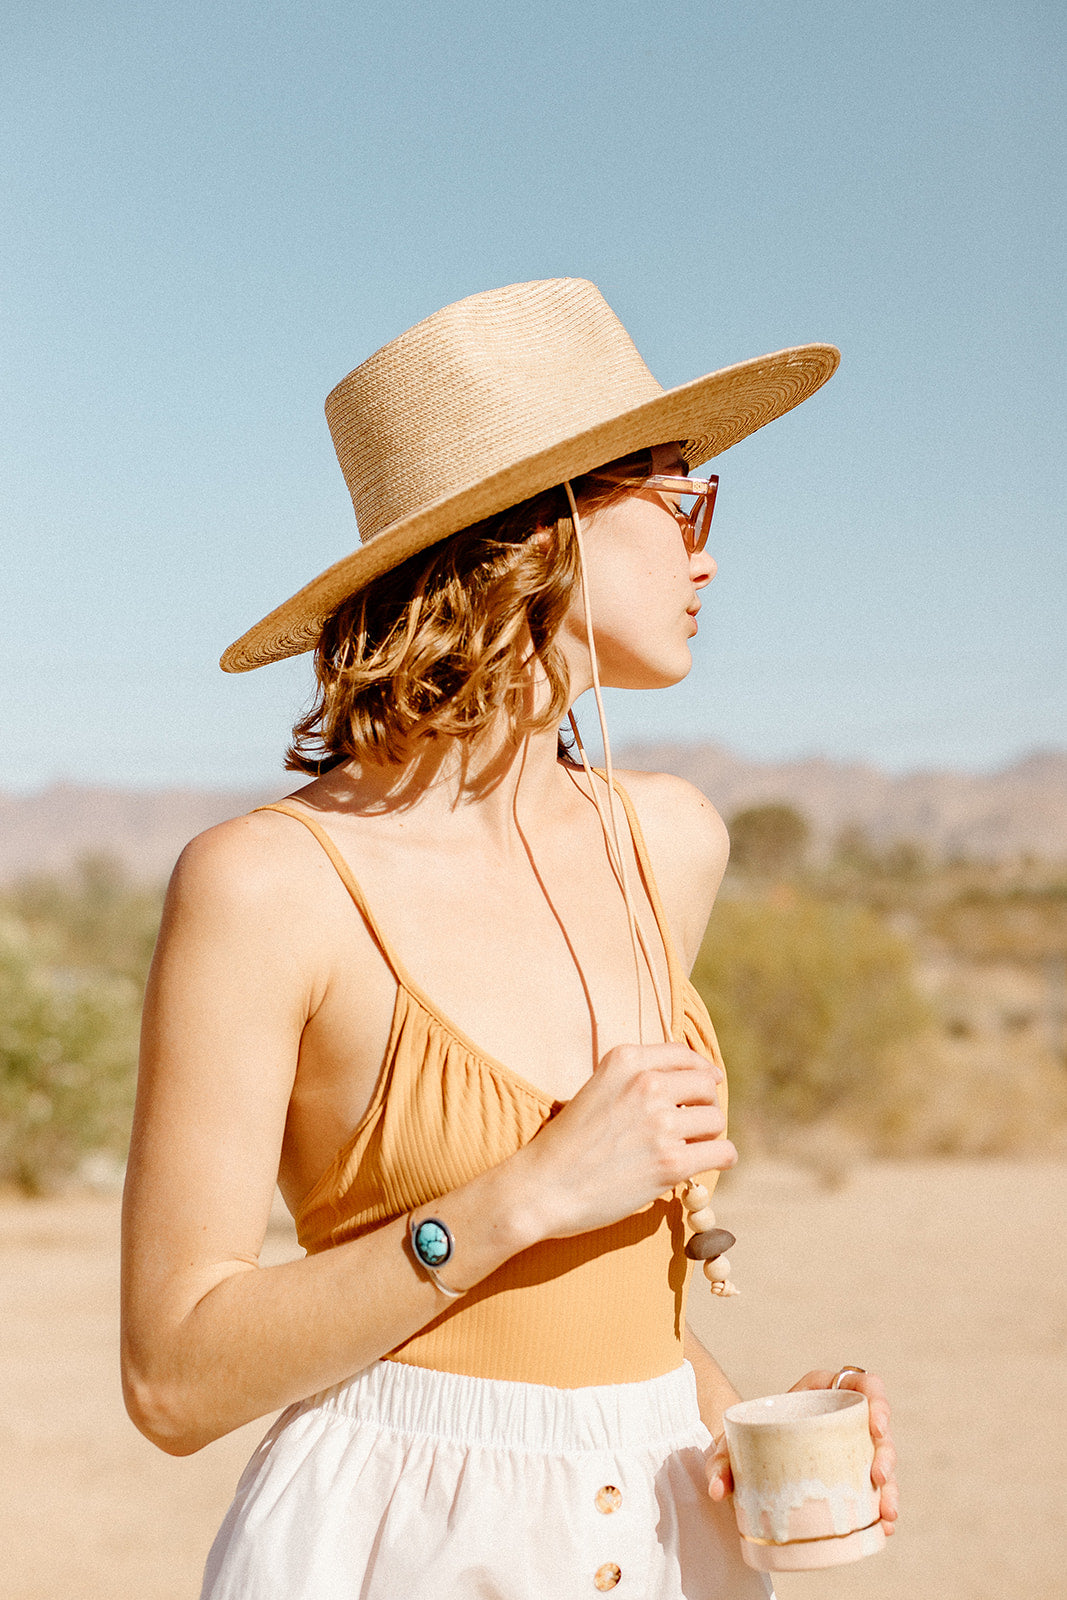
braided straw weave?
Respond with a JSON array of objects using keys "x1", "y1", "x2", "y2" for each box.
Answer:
[{"x1": 221, "y1": 278, "x2": 839, "y2": 672}]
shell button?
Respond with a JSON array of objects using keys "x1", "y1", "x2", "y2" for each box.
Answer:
[
  {"x1": 594, "y1": 1563, "x2": 622, "y2": 1591},
  {"x1": 595, "y1": 1485, "x2": 622, "y2": 1514}
]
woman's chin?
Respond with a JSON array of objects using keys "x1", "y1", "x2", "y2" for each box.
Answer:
[{"x1": 602, "y1": 656, "x2": 693, "y2": 694}]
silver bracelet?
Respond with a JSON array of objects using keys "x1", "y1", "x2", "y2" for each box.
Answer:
[{"x1": 408, "y1": 1214, "x2": 465, "y2": 1299}]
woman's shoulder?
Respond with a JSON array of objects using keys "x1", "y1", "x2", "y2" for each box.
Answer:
[
  {"x1": 165, "y1": 801, "x2": 353, "y2": 949},
  {"x1": 172, "y1": 802, "x2": 312, "y2": 891},
  {"x1": 614, "y1": 768, "x2": 728, "y2": 871},
  {"x1": 612, "y1": 769, "x2": 729, "y2": 965}
]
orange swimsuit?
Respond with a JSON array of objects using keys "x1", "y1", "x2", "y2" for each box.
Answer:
[{"x1": 262, "y1": 781, "x2": 727, "y2": 1389}]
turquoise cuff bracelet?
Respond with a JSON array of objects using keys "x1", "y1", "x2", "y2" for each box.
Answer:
[{"x1": 409, "y1": 1215, "x2": 465, "y2": 1299}]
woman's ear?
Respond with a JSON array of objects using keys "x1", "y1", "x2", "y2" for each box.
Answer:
[{"x1": 530, "y1": 525, "x2": 554, "y2": 551}]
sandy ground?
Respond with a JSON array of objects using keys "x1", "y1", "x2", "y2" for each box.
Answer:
[{"x1": 0, "y1": 1160, "x2": 1063, "y2": 1600}]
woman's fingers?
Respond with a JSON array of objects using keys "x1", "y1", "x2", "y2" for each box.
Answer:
[
  {"x1": 788, "y1": 1367, "x2": 899, "y2": 1534},
  {"x1": 842, "y1": 1372, "x2": 898, "y2": 1529},
  {"x1": 786, "y1": 1367, "x2": 834, "y2": 1392},
  {"x1": 705, "y1": 1436, "x2": 734, "y2": 1501},
  {"x1": 869, "y1": 1398, "x2": 899, "y2": 1531},
  {"x1": 603, "y1": 1045, "x2": 723, "y2": 1102},
  {"x1": 676, "y1": 1099, "x2": 728, "y2": 1135},
  {"x1": 683, "y1": 1136, "x2": 737, "y2": 1173},
  {"x1": 870, "y1": 1410, "x2": 896, "y2": 1484},
  {"x1": 612, "y1": 1040, "x2": 724, "y2": 1081},
  {"x1": 516, "y1": 1041, "x2": 735, "y2": 1236},
  {"x1": 658, "y1": 1065, "x2": 724, "y2": 1105},
  {"x1": 872, "y1": 1433, "x2": 897, "y2": 1486}
]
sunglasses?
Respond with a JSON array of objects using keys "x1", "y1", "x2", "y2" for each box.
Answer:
[{"x1": 588, "y1": 471, "x2": 719, "y2": 555}]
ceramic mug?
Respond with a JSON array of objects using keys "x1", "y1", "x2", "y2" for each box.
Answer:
[{"x1": 722, "y1": 1389, "x2": 886, "y2": 1572}]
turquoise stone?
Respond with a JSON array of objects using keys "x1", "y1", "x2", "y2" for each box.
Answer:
[{"x1": 414, "y1": 1219, "x2": 452, "y2": 1266}]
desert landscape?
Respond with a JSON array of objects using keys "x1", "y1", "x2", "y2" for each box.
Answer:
[
  {"x1": 8, "y1": 0, "x2": 1062, "y2": 1591},
  {"x1": 2, "y1": 759, "x2": 1064, "y2": 1597},
  {"x1": 1, "y1": 1158, "x2": 1063, "y2": 1600}
]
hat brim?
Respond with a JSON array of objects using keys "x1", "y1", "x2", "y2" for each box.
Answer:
[{"x1": 221, "y1": 342, "x2": 839, "y2": 672}]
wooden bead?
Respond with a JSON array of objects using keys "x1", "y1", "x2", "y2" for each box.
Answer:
[
  {"x1": 686, "y1": 1206, "x2": 717, "y2": 1232},
  {"x1": 685, "y1": 1228, "x2": 735, "y2": 1262},
  {"x1": 683, "y1": 1183, "x2": 710, "y2": 1212},
  {"x1": 703, "y1": 1255, "x2": 732, "y2": 1283}
]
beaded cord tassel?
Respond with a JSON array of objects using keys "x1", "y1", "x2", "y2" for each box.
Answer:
[{"x1": 682, "y1": 1181, "x2": 739, "y2": 1296}]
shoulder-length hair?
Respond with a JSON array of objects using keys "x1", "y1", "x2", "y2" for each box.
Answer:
[{"x1": 285, "y1": 451, "x2": 651, "y2": 773}]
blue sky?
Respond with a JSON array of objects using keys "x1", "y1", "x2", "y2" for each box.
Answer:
[{"x1": 3, "y1": 0, "x2": 1064, "y2": 788}]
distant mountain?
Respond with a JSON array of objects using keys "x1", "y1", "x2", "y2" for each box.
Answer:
[
  {"x1": 619, "y1": 745, "x2": 1067, "y2": 863},
  {"x1": 1, "y1": 749, "x2": 1064, "y2": 882},
  {"x1": 0, "y1": 783, "x2": 270, "y2": 883}
]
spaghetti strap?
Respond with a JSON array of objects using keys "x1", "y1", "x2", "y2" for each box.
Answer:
[{"x1": 253, "y1": 802, "x2": 411, "y2": 986}]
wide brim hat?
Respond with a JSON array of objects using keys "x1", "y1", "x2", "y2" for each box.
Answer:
[{"x1": 221, "y1": 278, "x2": 839, "y2": 672}]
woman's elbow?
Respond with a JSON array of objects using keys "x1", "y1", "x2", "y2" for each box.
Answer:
[{"x1": 121, "y1": 1362, "x2": 215, "y2": 1456}]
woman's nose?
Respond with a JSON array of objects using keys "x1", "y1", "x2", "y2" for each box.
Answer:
[{"x1": 692, "y1": 548, "x2": 717, "y2": 586}]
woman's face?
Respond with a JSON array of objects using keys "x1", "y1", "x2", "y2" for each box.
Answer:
[{"x1": 562, "y1": 442, "x2": 717, "y2": 696}]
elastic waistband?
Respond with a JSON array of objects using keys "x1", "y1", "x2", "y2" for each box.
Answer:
[{"x1": 304, "y1": 1359, "x2": 701, "y2": 1454}]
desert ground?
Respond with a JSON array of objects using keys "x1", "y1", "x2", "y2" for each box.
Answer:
[{"x1": 1, "y1": 1159, "x2": 1063, "y2": 1600}]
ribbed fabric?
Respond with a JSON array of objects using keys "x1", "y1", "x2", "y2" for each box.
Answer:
[{"x1": 261, "y1": 780, "x2": 728, "y2": 1388}]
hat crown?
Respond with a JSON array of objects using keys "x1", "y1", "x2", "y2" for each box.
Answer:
[{"x1": 325, "y1": 278, "x2": 663, "y2": 544}]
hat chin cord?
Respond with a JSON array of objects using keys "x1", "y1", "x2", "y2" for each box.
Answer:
[
  {"x1": 562, "y1": 481, "x2": 671, "y2": 1046},
  {"x1": 562, "y1": 484, "x2": 739, "y2": 1294}
]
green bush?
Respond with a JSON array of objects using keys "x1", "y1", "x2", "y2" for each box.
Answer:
[
  {"x1": 0, "y1": 917, "x2": 142, "y2": 1193},
  {"x1": 4, "y1": 853, "x2": 162, "y2": 985},
  {"x1": 0, "y1": 858, "x2": 163, "y2": 1194},
  {"x1": 692, "y1": 890, "x2": 931, "y2": 1140},
  {"x1": 727, "y1": 803, "x2": 811, "y2": 879}
]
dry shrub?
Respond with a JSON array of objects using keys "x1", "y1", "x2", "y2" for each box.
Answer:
[
  {"x1": 4, "y1": 853, "x2": 162, "y2": 985},
  {"x1": 693, "y1": 891, "x2": 932, "y2": 1146},
  {"x1": 0, "y1": 920, "x2": 141, "y2": 1193},
  {"x1": 854, "y1": 1034, "x2": 1067, "y2": 1158},
  {"x1": 0, "y1": 858, "x2": 161, "y2": 1194},
  {"x1": 694, "y1": 889, "x2": 1067, "y2": 1159},
  {"x1": 928, "y1": 883, "x2": 1067, "y2": 963},
  {"x1": 727, "y1": 803, "x2": 811, "y2": 878}
]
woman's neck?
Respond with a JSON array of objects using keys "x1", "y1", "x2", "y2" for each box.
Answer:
[{"x1": 302, "y1": 715, "x2": 571, "y2": 844}]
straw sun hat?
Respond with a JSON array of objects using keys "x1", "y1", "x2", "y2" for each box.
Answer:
[{"x1": 221, "y1": 278, "x2": 839, "y2": 673}]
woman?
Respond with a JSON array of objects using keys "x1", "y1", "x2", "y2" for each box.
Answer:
[{"x1": 121, "y1": 278, "x2": 897, "y2": 1599}]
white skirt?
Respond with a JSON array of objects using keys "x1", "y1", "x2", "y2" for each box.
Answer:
[{"x1": 201, "y1": 1359, "x2": 772, "y2": 1600}]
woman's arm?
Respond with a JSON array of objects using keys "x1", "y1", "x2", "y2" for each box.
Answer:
[
  {"x1": 121, "y1": 818, "x2": 736, "y2": 1456},
  {"x1": 122, "y1": 817, "x2": 508, "y2": 1455},
  {"x1": 684, "y1": 1324, "x2": 741, "y2": 1438}
]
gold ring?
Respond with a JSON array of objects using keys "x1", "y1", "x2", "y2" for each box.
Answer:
[{"x1": 830, "y1": 1366, "x2": 866, "y2": 1388}]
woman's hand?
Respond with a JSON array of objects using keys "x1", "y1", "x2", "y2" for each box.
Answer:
[
  {"x1": 706, "y1": 1368, "x2": 899, "y2": 1536},
  {"x1": 512, "y1": 1041, "x2": 735, "y2": 1240}
]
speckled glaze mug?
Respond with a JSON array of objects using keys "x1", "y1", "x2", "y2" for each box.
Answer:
[{"x1": 722, "y1": 1390, "x2": 886, "y2": 1572}]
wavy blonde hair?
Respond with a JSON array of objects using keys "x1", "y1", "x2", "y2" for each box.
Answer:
[{"x1": 285, "y1": 452, "x2": 651, "y2": 773}]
